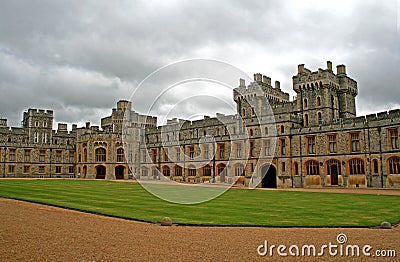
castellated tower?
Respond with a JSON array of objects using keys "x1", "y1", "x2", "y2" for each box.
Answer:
[
  {"x1": 22, "y1": 108, "x2": 54, "y2": 144},
  {"x1": 292, "y1": 61, "x2": 358, "y2": 126},
  {"x1": 233, "y1": 73, "x2": 290, "y2": 118}
]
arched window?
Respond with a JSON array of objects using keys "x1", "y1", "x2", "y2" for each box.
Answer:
[
  {"x1": 174, "y1": 165, "x2": 182, "y2": 176},
  {"x1": 162, "y1": 166, "x2": 170, "y2": 176},
  {"x1": 187, "y1": 165, "x2": 196, "y2": 176},
  {"x1": 265, "y1": 127, "x2": 269, "y2": 135},
  {"x1": 304, "y1": 114, "x2": 309, "y2": 126},
  {"x1": 388, "y1": 156, "x2": 400, "y2": 174},
  {"x1": 95, "y1": 147, "x2": 106, "y2": 162},
  {"x1": 317, "y1": 112, "x2": 322, "y2": 124},
  {"x1": 234, "y1": 164, "x2": 244, "y2": 176},
  {"x1": 326, "y1": 159, "x2": 341, "y2": 176},
  {"x1": 348, "y1": 158, "x2": 365, "y2": 175},
  {"x1": 203, "y1": 165, "x2": 211, "y2": 176},
  {"x1": 305, "y1": 160, "x2": 319, "y2": 175},
  {"x1": 83, "y1": 148, "x2": 87, "y2": 162},
  {"x1": 372, "y1": 159, "x2": 379, "y2": 174},
  {"x1": 242, "y1": 108, "x2": 246, "y2": 117},
  {"x1": 304, "y1": 99, "x2": 308, "y2": 108},
  {"x1": 316, "y1": 97, "x2": 321, "y2": 107},
  {"x1": 116, "y1": 148, "x2": 124, "y2": 162}
]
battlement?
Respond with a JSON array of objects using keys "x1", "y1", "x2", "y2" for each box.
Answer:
[
  {"x1": 25, "y1": 108, "x2": 54, "y2": 116},
  {"x1": 0, "y1": 118, "x2": 7, "y2": 128}
]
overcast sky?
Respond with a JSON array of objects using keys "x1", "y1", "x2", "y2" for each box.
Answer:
[{"x1": 0, "y1": 0, "x2": 399, "y2": 128}]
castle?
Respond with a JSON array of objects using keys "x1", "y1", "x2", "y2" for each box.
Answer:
[{"x1": 1, "y1": 61, "x2": 399, "y2": 188}]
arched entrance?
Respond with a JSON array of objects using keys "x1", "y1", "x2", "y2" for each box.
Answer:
[
  {"x1": 96, "y1": 165, "x2": 106, "y2": 179},
  {"x1": 115, "y1": 165, "x2": 125, "y2": 180},
  {"x1": 261, "y1": 164, "x2": 277, "y2": 188}
]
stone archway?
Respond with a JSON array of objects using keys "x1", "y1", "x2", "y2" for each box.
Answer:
[
  {"x1": 261, "y1": 164, "x2": 277, "y2": 188},
  {"x1": 96, "y1": 165, "x2": 106, "y2": 179}
]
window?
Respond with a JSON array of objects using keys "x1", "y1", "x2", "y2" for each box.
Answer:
[
  {"x1": 39, "y1": 166, "x2": 45, "y2": 173},
  {"x1": 35, "y1": 121, "x2": 39, "y2": 127},
  {"x1": 294, "y1": 162, "x2": 299, "y2": 176},
  {"x1": 328, "y1": 135, "x2": 337, "y2": 153},
  {"x1": 188, "y1": 166, "x2": 196, "y2": 176},
  {"x1": 42, "y1": 133, "x2": 47, "y2": 143},
  {"x1": 163, "y1": 148, "x2": 168, "y2": 162},
  {"x1": 251, "y1": 108, "x2": 255, "y2": 116},
  {"x1": 8, "y1": 165, "x2": 15, "y2": 173},
  {"x1": 326, "y1": 159, "x2": 341, "y2": 176},
  {"x1": 175, "y1": 148, "x2": 180, "y2": 161},
  {"x1": 282, "y1": 162, "x2": 286, "y2": 172},
  {"x1": 189, "y1": 146, "x2": 194, "y2": 160},
  {"x1": 43, "y1": 121, "x2": 47, "y2": 127},
  {"x1": 281, "y1": 125, "x2": 284, "y2": 134},
  {"x1": 218, "y1": 144, "x2": 225, "y2": 159},
  {"x1": 56, "y1": 150, "x2": 62, "y2": 163},
  {"x1": 9, "y1": 149, "x2": 15, "y2": 161},
  {"x1": 304, "y1": 99, "x2": 308, "y2": 108},
  {"x1": 69, "y1": 151, "x2": 74, "y2": 163},
  {"x1": 388, "y1": 157, "x2": 400, "y2": 174},
  {"x1": 69, "y1": 166, "x2": 74, "y2": 174},
  {"x1": 265, "y1": 127, "x2": 269, "y2": 135},
  {"x1": 236, "y1": 143, "x2": 242, "y2": 158},
  {"x1": 249, "y1": 129, "x2": 253, "y2": 137},
  {"x1": 23, "y1": 165, "x2": 30, "y2": 173},
  {"x1": 39, "y1": 150, "x2": 46, "y2": 162},
  {"x1": 235, "y1": 164, "x2": 244, "y2": 176},
  {"x1": 389, "y1": 129, "x2": 399, "y2": 150},
  {"x1": 55, "y1": 166, "x2": 62, "y2": 174},
  {"x1": 349, "y1": 158, "x2": 365, "y2": 175},
  {"x1": 162, "y1": 166, "x2": 170, "y2": 176},
  {"x1": 306, "y1": 160, "x2": 319, "y2": 175},
  {"x1": 117, "y1": 148, "x2": 124, "y2": 162},
  {"x1": 203, "y1": 165, "x2": 211, "y2": 176},
  {"x1": 372, "y1": 159, "x2": 379, "y2": 174},
  {"x1": 95, "y1": 148, "x2": 106, "y2": 162},
  {"x1": 317, "y1": 112, "x2": 322, "y2": 124},
  {"x1": 264, "y1": 140, "x2": 271, "y2": 156},
  {"x1": 316, "y1": 96, "x2": 321, "y2": 107},
  {"x1": 350, "y1": 133, "x2": 360, "y2": 152},
  {"x1": 249, "y1": 141, "x2": 254, "y2": 157},
  {"x1": 307, "y1": 136, "x2": 316, "y2": 154},
  {"x1": 280, "y1": 138, "x2": 286, "y2": 155},
  {"x1": 24, "y1": 149, "x2": 31, "y2": 162},
  {"x1": 304, "y1": 114, "x2": 309, "y2": 126},
  {"x1": 34, "y1": 132, "x2": 38, "y2": 143},
  {"x1": 83, "y1": 148, "x2": 87, "y2": 162},
  {"x1": 242, "y1": 108, "x2": 246, "y2": 117},
  {"x1": 174, "y1": 165, "x2": 182, "y2": 176},
  {"x1": 203, "y1": 145, "x2": 209, "y2": 159},
  {"x1": 151, "y1": 149, "x2": 157, "y2": 162}
]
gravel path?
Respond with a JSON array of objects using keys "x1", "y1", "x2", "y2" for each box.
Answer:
[{"x1": 0, "y1": 197, "x2": 399, "y2": 261}]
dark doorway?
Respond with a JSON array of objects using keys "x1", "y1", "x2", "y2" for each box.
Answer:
[
  {"x1": 217, "y1": 164, "x2": 226, "y2": 183},
  {"x1": 96, "y1": 165, "x2": 106, "y2": 179},
  {"x1": 115, "y1": 165, "x2": 125, "y2": 180},
  {"x1": 261, "y1": 165, "x2": 277, "y2": 188},
  {"x1": 330, "y1": 165, "x2": 338, "y2": 185}
]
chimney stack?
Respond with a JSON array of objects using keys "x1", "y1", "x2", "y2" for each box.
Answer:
[
  {"x1": 327, "y1": 61, "x2": 332, "y2": 71},
  {"x1": 336, "y1": 65, "x2": 346, "y2": 75},
  {"x1": 275, "y1": 81, "x2": 281, "y2": 89}
]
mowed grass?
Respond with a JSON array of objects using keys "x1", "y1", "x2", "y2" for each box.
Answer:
[{"x1": 0, "y1": 179, "x2": 399, "y2": 227}]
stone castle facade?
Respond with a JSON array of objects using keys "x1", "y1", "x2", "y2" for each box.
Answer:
[{"x1": 1, "y1": 61, "x2": 399, "y2": 188}]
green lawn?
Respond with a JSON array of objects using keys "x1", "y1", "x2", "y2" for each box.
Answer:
[{"x1": 0, "y1": 179, "x2": 399, "y2": 227}]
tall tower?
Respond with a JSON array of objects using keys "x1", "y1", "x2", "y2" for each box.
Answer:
[
  {"x1": 292, "y1": 61, "x2": 357, "y2": 126},
  {"x1": 22, "y1": 109, "x2": 54, "y2": 144}
]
